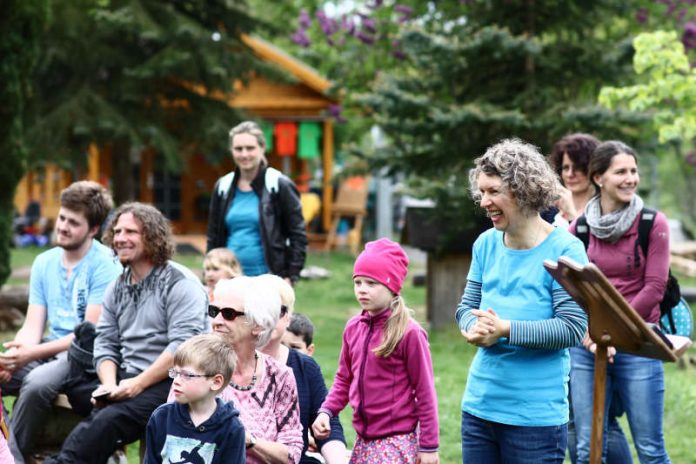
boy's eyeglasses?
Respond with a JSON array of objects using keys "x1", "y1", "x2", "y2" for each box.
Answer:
[
  {"x1": 168, "y1": 368, "x2": 213, "y2": 381},
  {"x1": 208, "y1": 305, "x2": 245, "y2": 321}
]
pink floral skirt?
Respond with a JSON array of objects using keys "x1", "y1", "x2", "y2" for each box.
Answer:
[{"x1": 350, "y1": 432, "x2": 418, "y2": 464}]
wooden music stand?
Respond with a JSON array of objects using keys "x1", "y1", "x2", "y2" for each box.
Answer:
[{"x1": 544, "y1": 257, "x2": 691, "y2": 464}]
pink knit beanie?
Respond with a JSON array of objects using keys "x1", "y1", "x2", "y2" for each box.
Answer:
[{"x1": 353, "y1": 238, "x2": 409, "y2": 295}]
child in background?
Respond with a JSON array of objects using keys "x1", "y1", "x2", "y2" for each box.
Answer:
[
  {"x1": 282, "y1": 313, "x2": 316, "y2": 356},
  {"x1": 313, "y1": 238, "x2": 440, "y2": 464},
  {"x1": 144, "y1": 334, "x2": 245, "y2": 464},
  {"x1": 203, "y1": 248, "x2": 242, "y2": 298}
]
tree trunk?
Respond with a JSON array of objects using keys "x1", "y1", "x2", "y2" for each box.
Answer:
[
  {"x1": 0, "y1": 285, "x2": 29, "y2": 312},
  {"x1": 110, "y1": 137, "x2": 136, "y2": 205},
  {"x1": 427, "y1": 253, "x2": 471, "y2": 330}
]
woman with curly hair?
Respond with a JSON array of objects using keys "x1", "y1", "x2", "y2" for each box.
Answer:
[
  {"x1": 549, "y1": 133, "x2": 601, "y2": 225},
  {"x1": 456, "y1": 139, "x2": 588, "y2": 464}
]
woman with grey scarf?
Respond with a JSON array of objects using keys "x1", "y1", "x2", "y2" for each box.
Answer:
[{"x1": 568, "y1": 141, "x2": 672, "y2": 464}]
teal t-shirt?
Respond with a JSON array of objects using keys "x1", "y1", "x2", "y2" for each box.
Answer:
[
  {"x1": 29, "y1": 239, "x2": 121, "y2": 340},
  {"x1": 462, "y1": 227, "x2": 588, "y2": 426},
  {"x1": 225, "y1": 189, "x2": 269, "y2": 276}
]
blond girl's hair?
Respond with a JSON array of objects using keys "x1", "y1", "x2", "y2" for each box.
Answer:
[
  {"x1": 255, "y1": 274, "x2": 295, "y2": 315},
  {"x1": 374, "y1": 295, "x2": 415, "y2": 357},
  {"x1": 204, "y1": 248, "x2": 242, "y2": 279}
]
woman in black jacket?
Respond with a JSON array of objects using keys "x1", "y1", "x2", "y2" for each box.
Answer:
[{"x1": 207, "y1": 121, "x2": 307, "y2": 283}]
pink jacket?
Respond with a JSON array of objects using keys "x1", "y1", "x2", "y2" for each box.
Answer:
[
  {"x1": 570, "y1": 211, "x2": 670, "y2": 323},
  {"x1": 321, "y1": 308, "x2": 439, "y2": 451}
]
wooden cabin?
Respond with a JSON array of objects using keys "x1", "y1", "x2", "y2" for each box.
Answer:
[{"x1": 14, "y1": 35, "x2": 339, "y2": 236}]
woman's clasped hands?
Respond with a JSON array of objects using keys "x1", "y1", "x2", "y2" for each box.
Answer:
[{"x1": 462, "y1": 308, "x2": 510, "y2": 347}]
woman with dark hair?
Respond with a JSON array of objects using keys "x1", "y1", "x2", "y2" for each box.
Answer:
[
  {"x1": 549, "y1": 133, "x2": 600, "y2": 225},
  {"x1": 207, "y1": 121, "x2": 307, "y2": 283},
  {"x1": 569, "y1": 141, "x2": 672, "y2": 464},
  {"x1": 551, "y1": 134, "x2": 633, "y2": 464},
  {"x1": 457, "y1": 139, "x2": 588, "y2": 463}
]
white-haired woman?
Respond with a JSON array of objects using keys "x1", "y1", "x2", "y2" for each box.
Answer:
[
  {"x1": 211, "y1": 276, "x2": 303, "y2": 464},
  {"x1": 456, "y1": 139, "x2": 588, "y2": 464}
]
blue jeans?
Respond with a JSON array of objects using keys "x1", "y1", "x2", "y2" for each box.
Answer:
[
  {"x1": 461, "y1": 411, "x2": 567, "y2": 464},
  {"x1": 567, "y1": 388, "x2": 633, "y2": 464},
  {"x1": 570, "y1": 347, "x2": 670, "y2": 464}
]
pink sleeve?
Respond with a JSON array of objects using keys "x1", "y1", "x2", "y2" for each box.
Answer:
[
  {"x1": 0, "y1": 433, "x2": 14, "y2": 464},
  {"x1": 629, "y1": 212, "x2": 670, "y2": 321},
  {"x1": 404, "y1": 325, "x2": 440, "y2": 451},
  {"x1": 320, "y1": 324, "x2": 352, "y2": 416},
  {"x1": 274, "y1": 368, "x2": 303, "y2": 464}
]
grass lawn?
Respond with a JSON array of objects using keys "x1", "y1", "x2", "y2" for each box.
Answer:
[{"x1": 3, "y1": 246, "x2": 696, "y2": 463}]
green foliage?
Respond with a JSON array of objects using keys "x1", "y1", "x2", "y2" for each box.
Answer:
[
  {"x1": 358, "y1": 1, "x2": 647, "y2": 240},
  {"x1": 26, "y1": 0, "x2": 266, "y2": 201},
  {"x1": 0, "y1": 0, "x2": 49, "y2": 287},
  {"x1": 599, "y1": 30, "x2": 696, "y2": 145},
  {"x1": 598, "y1": 30, "x2": 696, "y2": 232}
]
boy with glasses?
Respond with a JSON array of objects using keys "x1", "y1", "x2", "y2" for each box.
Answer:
[{"x1": 145, "y1": 334, "x2": 245, "y2": 464}]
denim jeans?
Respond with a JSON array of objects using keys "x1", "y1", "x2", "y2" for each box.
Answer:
[
  {"x1": 461, "y1": 411, "x2": 567, "y2": 464},
  {"x1": 570, "y1": 347, "x2": 670, "y2": 464},
  {"x1": 567, "y1": 387, "x2": 633, "y2": 464}
]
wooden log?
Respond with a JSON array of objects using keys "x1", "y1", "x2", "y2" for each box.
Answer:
[
  {"x1": 0, "y1": 285, "x2": 28, "y2": 314},
  {"x1": 426, "y1": 253, "x2": 471, "y2": 330},
  {"x1": 670, "y1": 255, "x2": 696, "y2": 277},
  {"x1": 671, "y1": 241, "x2": 696, "y2": 259}
]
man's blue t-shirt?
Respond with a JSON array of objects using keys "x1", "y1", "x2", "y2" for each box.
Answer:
[
  {"x1": 462, "y1": 227, "x2": 588, "y2": 426},
  {"x1": 225, "y1": 188, "x2": 268, "y2": 276},
  {"x1": 29, "y1": 239, "x2": 121, "y2": 340}
]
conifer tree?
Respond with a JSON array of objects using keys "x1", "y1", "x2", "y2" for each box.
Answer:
[
  {"x1": 28, "y1": 0, "x2": 265, "y2": 204},
  {"x1": 359, "y1": 0, "x2": 647, "y2": 243}
]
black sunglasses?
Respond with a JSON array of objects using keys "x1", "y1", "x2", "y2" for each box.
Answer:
[{"x1": 208, "y1": 305, "x2": 245, "y2": 321}]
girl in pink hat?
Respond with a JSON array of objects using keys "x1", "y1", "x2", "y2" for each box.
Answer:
[{"x1": 312, "y1": 238, "x2": 440, "y2": 464}]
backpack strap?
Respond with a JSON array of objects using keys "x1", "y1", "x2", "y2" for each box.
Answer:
[
  {"x1": 635, "y1": 207, "x2": 657, "y2": 268},
  {"x1": 217, "y1": 168, "x2": 281, "y2": 197},
  {"x1": 575, "y1": 214, "x2": 590, "y2": 250},
  {"x1": 216, "y1": 171, "x2": 235, "y2": 197},
  {"x1": 264, "y1": 167, "x2": 282, "y2": 194}
]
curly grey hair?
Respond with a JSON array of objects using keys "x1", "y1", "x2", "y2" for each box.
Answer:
[{"x1": 469, "y1": 138, "x2": 561, "y2": 215}]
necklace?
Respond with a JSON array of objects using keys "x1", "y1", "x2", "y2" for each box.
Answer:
[{"x1": 230, "y1": 352, "x2": 258, "y2": 391}]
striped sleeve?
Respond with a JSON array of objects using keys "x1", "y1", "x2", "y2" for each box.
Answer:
[
  {"x1": 508, "y1": 287, "x2": 587, "y2": 350},
  {"x1": 455, "y1": 280, "x2": 482, "y2": 332}
]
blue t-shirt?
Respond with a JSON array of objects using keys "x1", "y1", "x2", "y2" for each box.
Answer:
[
  {"x1": 462, "y1": 227, "x2": 588, "y2": 426},
  {"x1": 225, "y1": 188, "x2": 268, "y2": 276},
  {"x1": 29, "y1": 239, "x2": 121, "y2": 340}
]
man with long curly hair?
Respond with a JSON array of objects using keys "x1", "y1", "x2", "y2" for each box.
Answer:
[{"x1": 46, "y1": 203, "x2": 208, "y2": 464}]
